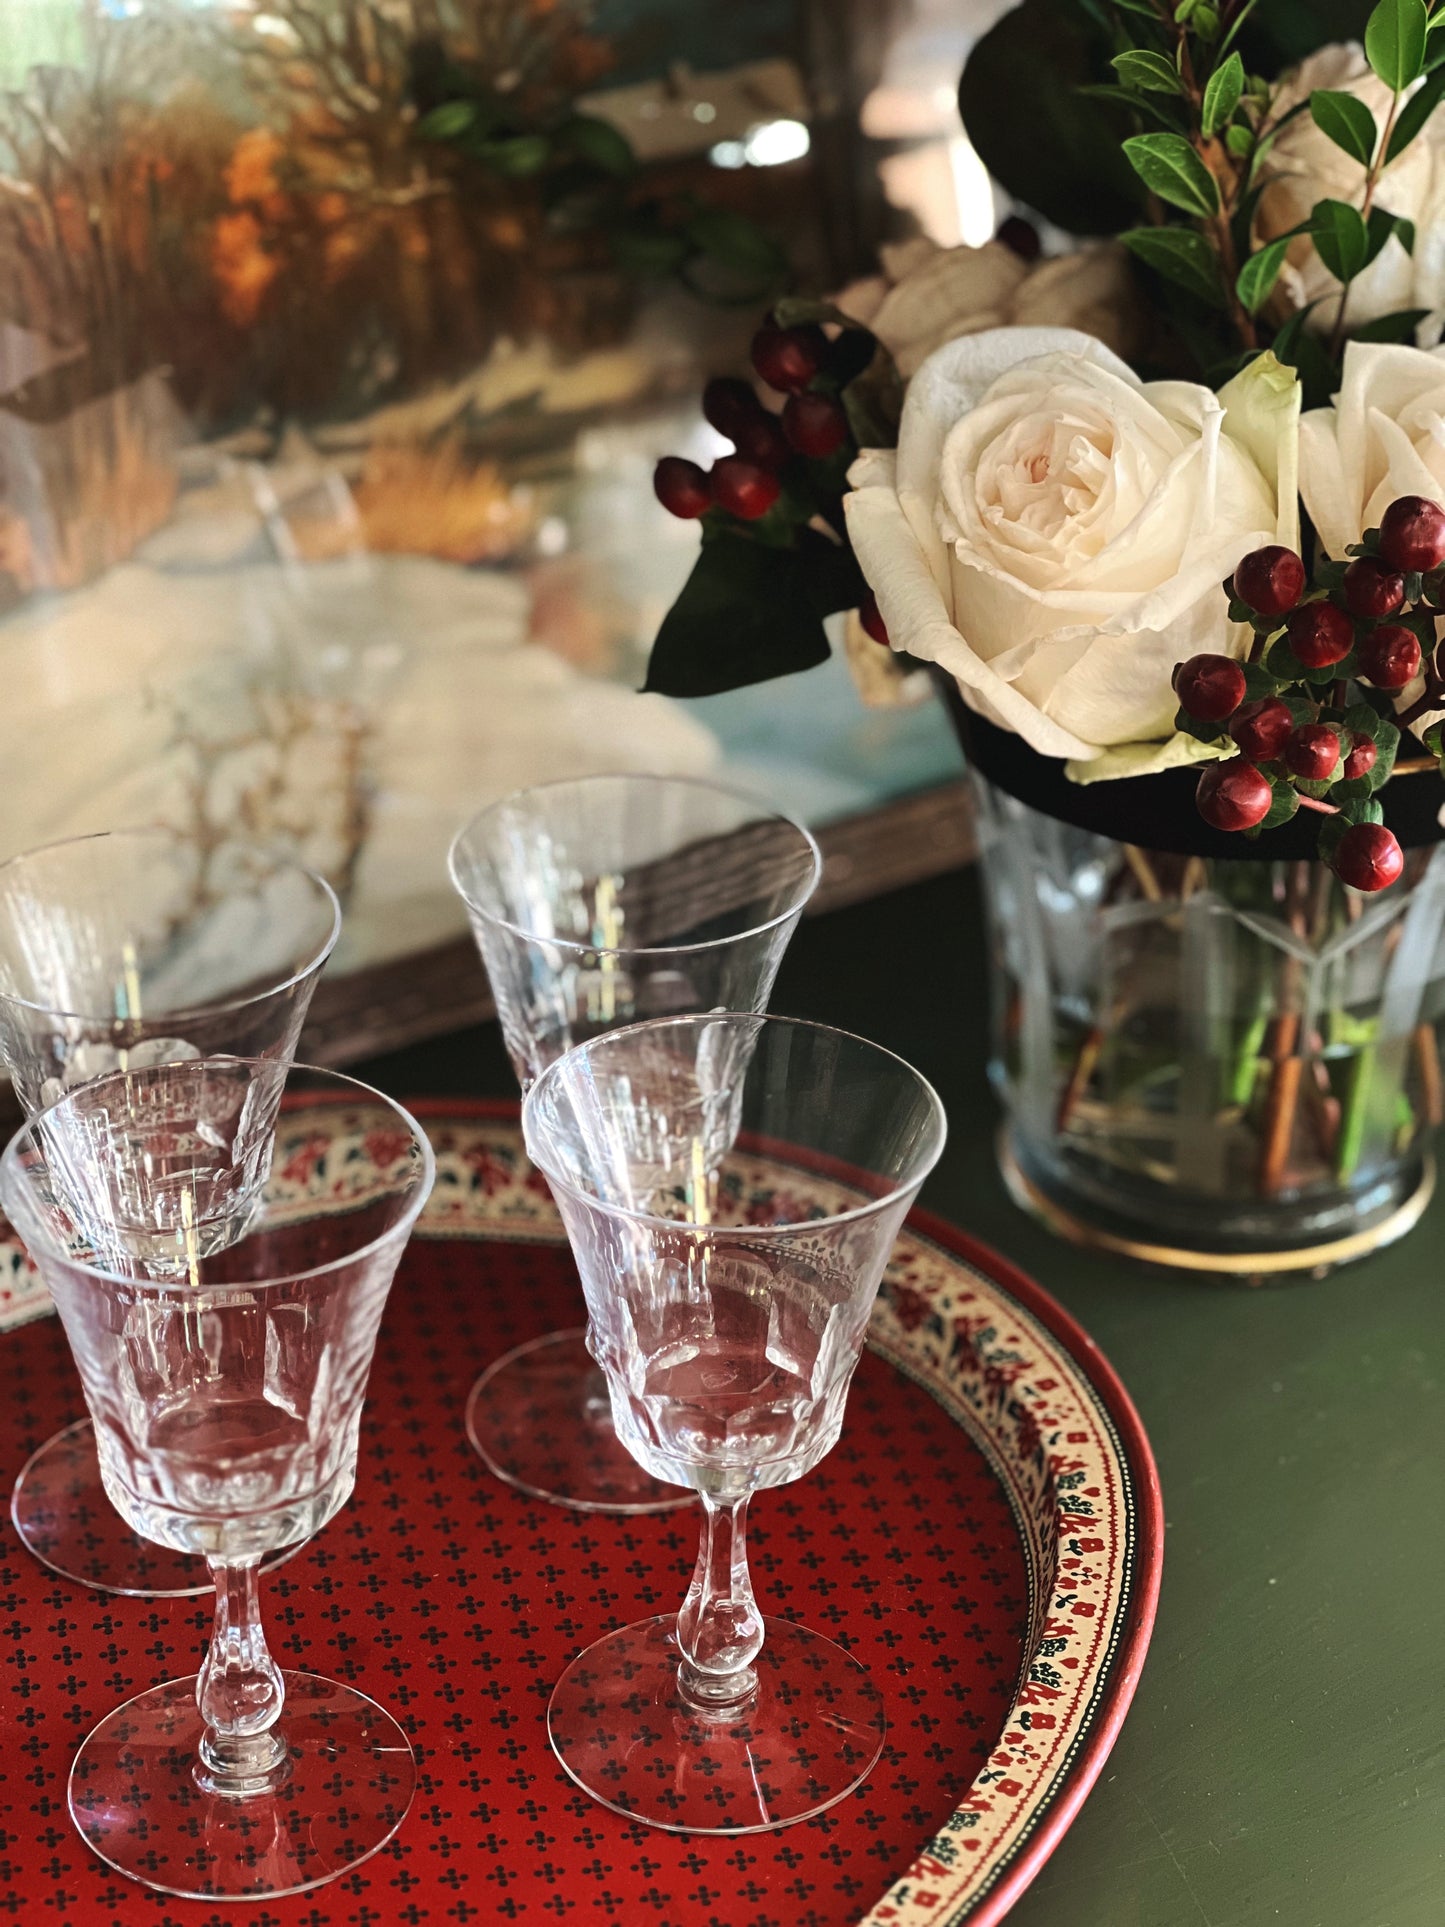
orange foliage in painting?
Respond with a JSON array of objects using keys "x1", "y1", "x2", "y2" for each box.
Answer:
[
  {"x1": 211, "y1": 211, "x2": 281, "y2": 327},
  {"x1": 1, "y1": 0, "x2": 632, "y2": 427},
  {"x1": 223, "y1": 127, "x2": 288, "y2": 221}
]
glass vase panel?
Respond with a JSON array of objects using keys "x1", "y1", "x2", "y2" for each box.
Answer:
[{"x1": 973, "y1": 777, "x2": 1445, "y2": 1272}]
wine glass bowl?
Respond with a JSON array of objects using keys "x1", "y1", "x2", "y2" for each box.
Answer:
[
  {"x1": 449, "y1": 775, "x2": 821, "y2": 1513},
  {"x1": 0, "y1": 1063, "x2": 434, "y2": 1898},
  {"x1": 524, "y1": 1013, "x2": 946, "y2": 1831},
  {"x1": 30, "y1": 1053, "x2": 276, "y2": 1280},
  {"x1": 0, "y1": 829, "x2": 339, "y2": 1112},
  {"x1": 0, "y1": 829, "x2": 341, "y2": 1594}
]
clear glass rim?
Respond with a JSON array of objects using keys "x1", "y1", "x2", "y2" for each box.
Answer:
[
  {"x1": 522, "y1": 1013, "x2": 948, "y2": 1239},
  {"x1": 0, "y1": 1061, "x2": 436, "y2": 1295},
  {"x1": 0, "y1": 829, "x2": 342, "y2": 1026},
  {"x1": 447, "y1": 772, "x2": 823, "y2": 960}
]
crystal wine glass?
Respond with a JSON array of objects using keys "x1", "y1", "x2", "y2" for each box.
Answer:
[
  {"x1": 0, "y1": 828, "x2": 340, "y2": 1595},
  {"x1": 523, "y1": 1012, "x2": 947, "y2": 1831},
  {"x1": 0, "y1": 1061, "x2": 434, "y2": 1900},
  {"x1": 449, "y1": 774, "x2": 820, "y2": 1512}
]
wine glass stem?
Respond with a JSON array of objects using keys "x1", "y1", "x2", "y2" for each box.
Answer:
[
  {"x1": 675, "y1": 1493, "x2": 765, "y2": 1712},
  {"x1": 194, "y1": 1556, "x2": 288, "y2": 1796}
]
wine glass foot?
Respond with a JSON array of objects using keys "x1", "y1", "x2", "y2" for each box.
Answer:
[
  {"x1": 69, "y1": 1672, "x2": 416, "y2": 1899},
  {"x1": 465, "y1": 1330, "x2": 693, "y2": 1515},
  {"x1": 12, "y1": 1418, "x2": 302, "y2": 1598},
  {"x1": 548, "y1": 1613, "x2": 886, "y2": 1833}
]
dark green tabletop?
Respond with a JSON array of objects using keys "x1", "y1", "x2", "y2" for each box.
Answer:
[{"x1": 355, "y1": 866, "x2": 1444, "y2": 1927}]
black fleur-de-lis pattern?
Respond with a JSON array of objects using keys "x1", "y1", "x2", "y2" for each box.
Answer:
[{"x1": 0, "y1": 1100, "x2": 1160, "y2": 1926}]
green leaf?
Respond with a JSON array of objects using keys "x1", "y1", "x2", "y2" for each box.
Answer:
[
  {"x1": 1340, "y1": 795, "x2": 1387, "y2": 825},
  {"x1": 684, "y1": 207, "x2": 787, "y2": 280},
  {"x1": 1237, "y1": 237, "x2": 1291, "y2": 314},
  {"x1": 1112, "y1": 49, "x2": 1185, "y2": 93},
  {"x1": 1226, "y1": 123, "x2": 1254, "y2": 156},
  {"x1": 1271, "y1": 299, "x2": 1320, "y2": 364},
  {"x1": 1310, "y1": 198, "x2": 1370, "y2": 282},
  {"x1": 416, "y1": 100, "x2": 478, "y2": 142},
  {"x1": 1344, "y1": 700, "x2": 1386, "y2": 742},
  {"x1": 1364, "y1": 207, "x2": 1416, "y2": 269},
  {"x1": 1308, "y1": 89, "x2": 1378, "y2": 165},
  {"x1": 1121, "y1": 226, "x2": 1225, "y2": 306},
  {"x1": 1077, "y1": 84, "x2": 1185, "y2": 134},
  {"x1": 644, "y1": 533, "x2": 833, "y2": 697},
  {"x1": 1242, "y1": 660, "x2": 1286, "y2": 697},
  {"x1": 606, "y1": 227, "x2": 689, "y2": 276},
  {"x1": 556, "y1": 114, "x2": 635, "y2": 177},
  {"x1": 1342, "y1": 303, "x2": 1429, "y2": 342},
  {"x1": 472, "y1": 133, "x2": 551, "y2": 176},
  {"x1": 1365, "y1": 0, "x2": 1429, "y2": 91},
  {"x1": 1203, "y1": 52, "x2": 1246, "y2": 135},
  {"x1": 1259, "y1": 773, "x2": 1302, "y2": 830},
  {"x1": 1268, "y1": 314, "x2": 1338, "y2": 411},
  {"x1": 1176, "y1": 706, "x2": 1228, "y2": 744},
  {"x1": 1387, "y1": 65, "x2": 1445, "y2": 158},
  {"x1": 1123, "y1": 133, "x2": 1222, "y2": 216},
  {"x1": 959, "y1": 0, "x2": 1146, "y2": 235},
  {"x1": 772, "y1": 296, "x2": 853, "y2": 330},
  {"x1": 1193, "y1": 2, "x2": 1220, "y2": 37}
]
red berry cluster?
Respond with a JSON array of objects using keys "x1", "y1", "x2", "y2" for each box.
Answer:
[
  {"x1": 1173, "y1": 495, "x2": 1445, "y2": 891},
  {"x1": 653, "y1": 314, "x2": 860, "y2": 527}
]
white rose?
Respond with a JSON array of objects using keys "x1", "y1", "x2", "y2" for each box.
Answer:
[
  {"x1": 1298, "y1": 338, "x2": 1445, "y2": 556},
  {"x1": 843, "y1": 328, "x2": 1300, "y2": 771},
  {"x1": 835, "y1": 238, "x2": 1144, "y2": 378},
  {"x1": 1257, "y1": 43, "x2": 1445, "y2": 339}
]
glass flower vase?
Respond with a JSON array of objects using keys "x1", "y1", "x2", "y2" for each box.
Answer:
[{"x1": 973, "y1": 777, "x2": 1445, "y2": 1277}]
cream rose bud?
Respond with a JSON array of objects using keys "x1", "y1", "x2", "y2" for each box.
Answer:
[
  {"x1": 843, "y1": 329, "x2": 1300, "y2": 771},
  {"x1": 1256, "y1": 43, "x2": 1445, "y2": 337}
]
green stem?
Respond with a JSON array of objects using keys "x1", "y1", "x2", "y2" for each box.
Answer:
[
  {"x1": 1229, "y1": 1006, "x2": 1270, "y2": 1108},
  {"x1": 1336, "y1": 1043, "x2": 1375, "y2": 1180}
]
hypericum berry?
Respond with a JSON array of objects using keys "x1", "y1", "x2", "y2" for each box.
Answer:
[
  {"x1": 782, "y1": 391, "x2": 850, "y2": 458},
  {"x1": 653, "y1": 456, "x2": 711, "y2": 519},
  {"x1": 1343, "y1": 556, "x2": 1405, "y2": 619},
  {"x1": 1343, "y1": 735, "x2": 1378, "y2": 781},
  {"x1": 730, "y1": 411, "x2": 792, "y2": 471},
  {"x1": 1285, "y1": 601, "x2": 1355, "y2": 669},
  {"x1": 1285, "y1": 724, "x2": 1341, "y2": 781},
  {"x1": 1357, "y1": 623, "x2": 1423, "y2": 690},
  {"x1": 1229, "y1": 697, "x2": 1294, "y2": 761},
  {"x1": 750, "y1": 318, "x2": 826, "y2": 393},
  {"x1": 1174, "y1": 653, "x2": 1247, "y2": 721},
  {"x1": 1234, "y1": 545, "x2": 1307, "y2": 617},
  {"x1": 1196, "y1": 758, "x2": 1274, "y2": 831},
  {"x1": 1333, "y1": 821, "x2": 1405, "y2": 892},
  {"x1": 702, "y1": 376, "x2": 764, "y2": 439},
  {"x1": 710, "y1": 456, "x2": 781, "y2": 520},
  {"x1": 1379, "y1": 494, "x2": 1445, "y2": 574},
  {"x1": 996, "y1": 214, "x2": 1042, "y2": 261},
  {"x1": 859, "y1": 590, "x2": 889, "y2": 646}
]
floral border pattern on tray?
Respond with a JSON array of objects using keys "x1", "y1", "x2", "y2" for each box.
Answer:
[{"x1": 0, "y1": 1101, "x2": 1162, "y2": 1926}]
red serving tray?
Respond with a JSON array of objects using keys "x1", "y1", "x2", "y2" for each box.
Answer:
[{"x1": 0, "y1": 1099, "x2": 1162, "y2": 1926}]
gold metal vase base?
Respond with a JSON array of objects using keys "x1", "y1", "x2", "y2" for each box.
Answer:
[{"x1": 999, "y1": 1131, "x2": 1435, "y2": 1284}]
